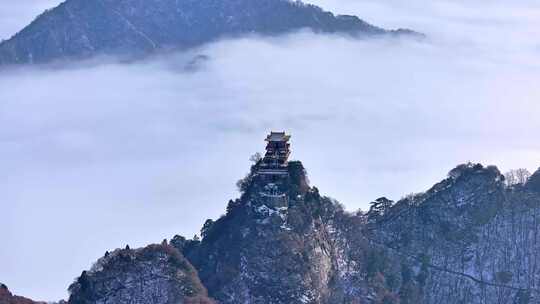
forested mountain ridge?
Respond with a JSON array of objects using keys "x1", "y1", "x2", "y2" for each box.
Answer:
[
  {"x1": 366, "y1": 163, "x2": 540, "y2": 303},
  {"x1": 67, "y1": 244, "x2": 214, "y2": 304},
  {"x1": 0, "y1": 0, "x2": 420, "y2": 65},
  {"x1": 6, "y1": 160, "x2": 540, "y2": 303}
]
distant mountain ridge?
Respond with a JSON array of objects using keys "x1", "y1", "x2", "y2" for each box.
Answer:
[{"x1": 0, "y1": 0, "x2": 420, "y2": 65}]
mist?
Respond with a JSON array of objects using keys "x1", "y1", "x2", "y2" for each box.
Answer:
[{"x1": 1, "y1": 0, "x2": 540, "y2": 301}]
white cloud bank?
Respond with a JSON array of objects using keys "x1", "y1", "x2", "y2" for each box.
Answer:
[{"x1": 1, "y1": 0, "x2": 540, "y2": 301}]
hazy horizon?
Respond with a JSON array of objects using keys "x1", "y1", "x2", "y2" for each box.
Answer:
[{"x1": 1, "y1": 0, "x2": 540, "y2": 301}]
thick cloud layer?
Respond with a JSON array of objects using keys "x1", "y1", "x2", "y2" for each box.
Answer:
[{"x1": 1, "y1": 0, "x2": 540, "y2": 301}]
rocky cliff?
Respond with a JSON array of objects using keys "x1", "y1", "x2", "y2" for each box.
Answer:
[
  {"x1": 175, "y1": 161, "x2": 376, "y2": 303},
  {"x1": 366, "y1": 163, "x2": 540, "y2": 304},
  {"x1": 0, "y1": 0, "x2": 419, "y2": 65},
  {"x1": 170, "y1": 161, "x2": 540, "y2": 304},
  {"x1": 0, "y1": 284, "x2": 45, "y2": 304},
  {"x1": 67, "y1": 244, "x2": 214, "y2": 304},
  {"x1": 8, "y1": 157, "x2": 540, "y2": 303}
]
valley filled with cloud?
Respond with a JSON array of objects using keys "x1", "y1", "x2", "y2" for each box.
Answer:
[{"x1": 1, "y1": 0, "x2": 540, "y2": 301}]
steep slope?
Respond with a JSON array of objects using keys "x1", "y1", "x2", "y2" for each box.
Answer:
[
  {"x1": 7, "y1": 134, "x2": 540, "y2": 304},
  {"x1": 526, "y1": 167, "x2": 540, "y2": 193},
  {"x1": 0, "y1": 0, "x2": 419, "y2": 65},
  {"x1": 0, "y1": 284, "x2": 45, "y2": 304},
  {"x1": 172, "y1": 161, "x2": 394, "y2": 303},
  {"x1": 170, "y1": 161, "x2": 540, "y2": 304},
  {"x1": 67, "y1": 244, "x2": 214, "y2": 304},
  {"x1": 367, "y1": 163, "x2": 540, "y2": 303}
]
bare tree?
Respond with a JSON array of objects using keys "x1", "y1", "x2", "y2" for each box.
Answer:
[
  {"x1": 249, "y1": 152, "x2": 262, "y2": 163},
  {"x1": 504, "y1": 168, "x2": 531, "y2": 186}
]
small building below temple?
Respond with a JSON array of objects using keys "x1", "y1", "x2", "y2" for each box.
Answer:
[{"x1": 257, "y1": 131, "x2": 291, "y2": 175}]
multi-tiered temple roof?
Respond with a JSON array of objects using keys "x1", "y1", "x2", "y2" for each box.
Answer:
[{"x1": 258, "y1": 131, "x2": 291, "y2": 175}]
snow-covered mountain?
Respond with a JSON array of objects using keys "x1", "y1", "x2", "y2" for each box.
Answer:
[
  {"x1": 6, "y1": 136, "x2": 540, "y2": 303},
  {"x1": 54, "y1": 160, "x2": 540, "y2": 304},
  {"x1": 0, "y1": 0, "x2": 419, "y2": 65}
]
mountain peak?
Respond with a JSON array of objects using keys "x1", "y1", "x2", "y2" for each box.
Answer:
[
  {"x1": 238, "y1": 131, "x2": 310, "y2": 200},
  {"x1": 67, "y1": 243, "x2": 214, "y2": 304},
  {"x1": 526, "y1": 167, "x2": 540, "y2": 192},
  {"x1": 0, "y1": 283, "x2": 45, "y2": 304},
  {"x1": 0, "y1": 0, "x2": 421, "y2": 65},
  {"x1": 171, "y1": 132, "x2": 372, "y2": 303},
  {"x1": 8, "y1": 132, "x2": 540, "y2": 303}
]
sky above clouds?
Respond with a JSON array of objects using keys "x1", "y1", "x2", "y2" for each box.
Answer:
[
  {"x1": 1, "y1": 0, "x2": 540, "y2": 301},
  {"x1": 0, "y1": 0, "x2": 61, "y2": 40}
]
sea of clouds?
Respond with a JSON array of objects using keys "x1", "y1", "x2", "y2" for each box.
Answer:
[{"x1": 1, "y1": 0, "x2": 540, "y2": 301}]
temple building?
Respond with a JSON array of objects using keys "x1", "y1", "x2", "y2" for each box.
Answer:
[{"x1": 257, "y1": 131, "x2": 291, "y2": 175}]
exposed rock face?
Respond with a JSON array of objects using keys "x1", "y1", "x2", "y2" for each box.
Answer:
[
  {"x1": 8, "y1": 159, "x2": 540, "y2": 304},
  {"x1": 67, "y1": 244, "x2": 214, "y2": 304},
  {"x1": 367, "y1": 163, "x2": 540, "y2": 303},
  {"x1": 0, "y1": 284, "x2": 44, "y2": 304},
  {"x1": 173, "y1": 161, "x2": 540, "y2": 304},
  {"x1": 0, "y1": 0, "x2": 420, "y2": 65},
  {"x1": 526, "y1": 168, "x2": 540, "y2": 193},
  {"x1": 175, "y1": 161, "x2": 377, "y2": 303}
]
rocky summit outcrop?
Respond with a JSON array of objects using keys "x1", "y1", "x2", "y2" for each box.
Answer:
[
  {"x1": 9, "y1": 158, "x2": 540, "y2": 304},
  {"x1": 366, "y1": 163, "x2": 540, "y2": 304},
  {"x1": 526, "y1": 168, "x2": 540, "y2": 193},
  {"x1": 169, "y1": 161, "x2": 540, "y2": 304},
  {"x1": 0, "y1": 0, "x2": 420, "y2": 65},
  {"x1": 0, "y1": 284, "x2": 44, "y2": 304},
  {"x1": 67, "y1": 244, "x2": 214, "y2": 304},
  {"x1": 175, "y1": 161, "x2": 375, "y2": 303}
]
